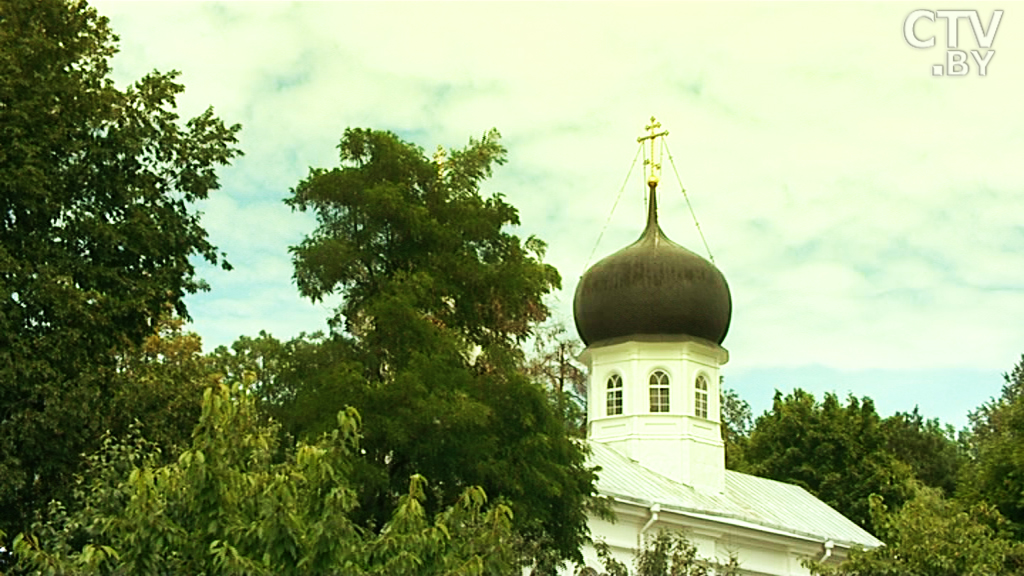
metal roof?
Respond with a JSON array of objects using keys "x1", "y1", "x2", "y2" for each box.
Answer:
[{"x1": 589, "y1": 442, "x2": 883, "y2": 549}]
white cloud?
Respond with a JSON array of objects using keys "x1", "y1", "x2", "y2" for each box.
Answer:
[{"x1": 91, "y1": 1, "x2": 1024, "y2": 422}]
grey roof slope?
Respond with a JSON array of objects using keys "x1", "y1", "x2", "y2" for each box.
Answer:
[{"x1": 590, "y1": 442, "x2": 882, "y2": 549}]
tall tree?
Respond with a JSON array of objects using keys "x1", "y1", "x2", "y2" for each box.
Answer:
[
  {"x1": 521, "y1": 321, "x2": 587, "y2": 437},
  {"x1": 881, "y1": 407, "x2": 965, "y2": 497},
  {"x1": 523, "y1": 322, "x2": 586, "y2": 399},
  {"x1": 288, "y1": 127, "x2": 557, "y2": 350},
  {"x1": 109, "y1": 312, "x2": 215, "y2": 454},
  {"x1": 206, "y1": 330, "x2": 326, "y2": 415},
  {"x1": 208, "y1": 331, "x2": 363, "y2": 440},
  {"x1": 281, "y1": 128, "x2": 596, "y2": 570},
  {"x1": 744, "y1": 390, "x2": 915, "y2": 532},
  {"x1": 719, "y1": 386, "x2": 752, "y2": 471},
  {"x1": 0, "y1": 0, "x2": 240, "y2": 537},
  {"x1": 959, "y1": 355, "x2": 1024, "y2": 537}
]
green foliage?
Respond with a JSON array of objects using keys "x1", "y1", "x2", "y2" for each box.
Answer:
[
  {"x1": 721, "y1": 364, "x2": 1024, "y2": 573},
  {"x1": 287, "y1": 127, "x2": 558, "y2": 350},
  {"x1": 633, "y1": 531, "x2": 740, "y2": 576},
  {"x1": 216, "y1": 128, "x2": 599, "y2": 569},
  {"x1": 206, "y1": 329, "x2": 330, "y2": 415},
  {"x1": 880, "y1": 408, "x2": 965, "y2": 497},
  {"x1": 210, "y1": 326, "x2": 597, "y2": 571},
  {"x1": 808, "y1": 485, "x2": 1024, "y2": 576},
  {"x1": 959, "y1": 355, "x2": 1024, "y2": 538},
  {"x1": 5, "y1": 384, "x2": 520, "y2": 575},
  {"x1": 584, "y1": 532, "x2": 739, "y2": 576},
  {"x1": 0, "y1": 0, "x2": 240, "y2": 537},
  {"x1": 745, "y1": 390, "x2": 915, "y2": 532},
  {"x1": 719, "y1": 386, "x2": 752, "y2": 471},
  {"x1": 585, "y1": 540, "x2": 628, "y2": 576},
  {"x1": 107, "y1": 313, "x2": 218, "y2": 453}
]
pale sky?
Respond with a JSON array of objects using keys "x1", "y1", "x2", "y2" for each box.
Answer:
[{"x1": 92, "y1": 1, "x2": 1024, "y2": 430}]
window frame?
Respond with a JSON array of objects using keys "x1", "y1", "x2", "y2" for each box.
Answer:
[
  {"x1": 649, "y1": 369, "x2": 670, "y2": 413},
  {"x1": 606, "y1": 373, "x2": 624, "y2": 416},
  {"x1": 694, "y1": 373, "x2": 709, "y2": 419}
]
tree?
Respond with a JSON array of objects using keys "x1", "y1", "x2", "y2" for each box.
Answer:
[
  {"x1": 808, "y1": 485, "x2": 1024, "y2": 576},
  {"x1": 4, "y1": 384, "x2": 520, "y2": 575},
  {"x1": 206, "y1": 330, "x2": 328, "y2": 417},
  {"x1": 106, "y1": 312, "x2": 216, "y2": 455},
  {"x1": 276, "y1": 128, "x2": 596, "y2": 570},
  {"x1": 744, "y1": 390, "x2": 915, "y2": 532},
  {"x1": 208, "y1": 331, "x2": 375, "y2": 445},
  {"x1": 880, "y1": 408, "x2": 965, "y2": 497},
  {"x1": 959, "y1": 355, "x2": 1024, "y2": 537},
  {"x1": 584, "y1": 531, "x2": 740, "y2": 576},
  {"x1": 719, "y1": 386, "x2": 751, "y2": 471},
  {"x1": 523, "y1": 322, "x2": 586, "y2": 398},
  {"x1": 521, "y1": 321, "x2": 588, "y2": 437},
  {"x1": 287, "y1": 128, "x2": 557, "y2": 350},
  {"x1": 207, "y1": 328, "x2": 599, "y2": 572},
  {"x1": 0, "y1": 0, "x2": 240, "y2": 537}
]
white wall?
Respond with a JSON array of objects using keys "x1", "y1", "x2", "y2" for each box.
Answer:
[{"x1": 583, "y1": 337, "x2": 728, "y2": 492}]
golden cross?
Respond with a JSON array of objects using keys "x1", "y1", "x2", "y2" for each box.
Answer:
[{"x1": 636, "y1": 116, "x2": 669, "y2": 186}]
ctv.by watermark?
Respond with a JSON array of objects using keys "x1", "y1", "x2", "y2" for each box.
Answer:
[{"x1": 903, "y1": 9, "x2": 1004, "y2": 76}]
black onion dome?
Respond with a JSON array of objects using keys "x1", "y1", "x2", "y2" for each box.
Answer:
[{"x1": 573, "y1": 184, "x2": 732, "y2": 346}]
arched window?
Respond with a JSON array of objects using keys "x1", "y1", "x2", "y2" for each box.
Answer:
[
  {"x1": 695, "y1": 374, "x2": 709, "y2": 419},
  {"x1": 606, "y1": 374, "x2": 623, "y2": 416},
  {"x1": 649, "y1": 370, "x2": 670, "y2": 413}
]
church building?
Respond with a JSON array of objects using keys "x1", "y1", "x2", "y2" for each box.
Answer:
[{"x1": 568, "y1": 120, "x2": 881, "y2": 575}]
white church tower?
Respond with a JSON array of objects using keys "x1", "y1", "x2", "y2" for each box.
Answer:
[
  {"x1": 569, "y1": 120, "x2": 880, "y2": 575},
  {"x1": 573, "y1": 118, "x2": 732, "y2": 493}
]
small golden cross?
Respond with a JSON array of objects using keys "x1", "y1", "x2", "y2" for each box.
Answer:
[{"x1": 637, "y1": 116, "x2": 669, "y2": 186}]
